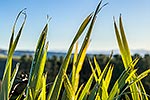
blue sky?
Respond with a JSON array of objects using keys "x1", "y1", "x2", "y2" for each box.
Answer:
[{"x1": 0, "y1": 0, "x2": 150, "y2": 52}]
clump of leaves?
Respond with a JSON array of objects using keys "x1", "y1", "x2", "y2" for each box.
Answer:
[
  {"x1": 0, "y1": 0, "x2": 150, "y2": 100},
  {"x1": 0, "y1": 9, "x2": 26, "y2": 100},
  {"x1": 113, "y1": 15, "x2": 150, "y2": 100}
]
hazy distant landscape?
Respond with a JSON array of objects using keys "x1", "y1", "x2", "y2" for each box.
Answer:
[
  {"x1": 1, "y1": 48, "x2": 150, "y2": 99},
  {"x1": 1, "y1": 49, "x2": 150, "y2": 58}
]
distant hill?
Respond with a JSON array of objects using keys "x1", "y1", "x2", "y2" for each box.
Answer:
[
  {"x1": 0, "y1": 49, "x2": 150, "y2": 58},
  {"x1": 88, "y1": 49, "x2": 150, "y2": 56},
  {"x1": 0, "y1": 49, "x2": 66, "y2": 58}
]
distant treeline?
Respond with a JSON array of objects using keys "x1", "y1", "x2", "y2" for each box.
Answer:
[{"x1": 0, "y1": 53, "x2": 150, "y2": 94}]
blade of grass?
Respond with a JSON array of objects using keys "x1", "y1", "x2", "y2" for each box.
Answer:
[
  {"x1": 38, "y1": 74, "x2": 47, "y2": 100},
  {"x1": 89, "y1": 59, "x2": 98, "y2": 81},
  {"x1": 114, "y1": 15, "x2": 149, "y2": 100},
  {"x1": 74, "y1": 2, "x2": 107, "y2": 99},
  {"x1": 72, "y1": 42, "x2": 78, "y2": 92},
  {"x1": 49, "y1": 13, "x2": 93, "y2": 100},
  {"x1": 114, "y1": 19, "x2": 127, "y2": 68},
  {"x1": 101, "y1": 79, "x2": 108, "y2": 100},
  {"x1": 88, "y1": 53, "x2": 112, "y2": 99},
  {"x1": 88, "y1": 83, "x2": 99, "y2": 100},
  {"x1": 75, "y1": 84, "x2": 84, "y2": 100},
  {"x1": 74, "y1": 39, "x2": 90, "y2": 92},
  {"x1": 94, "y1": 57, "x2": 101, "y2": 77},
  {"x1": 64, "y1": 74, "x2": 75, "y2": 100},
  {"x1": 119, "y1": 16, "x2": 132, "y2": 68},
  {"x1": 27, "y1": 24, "x2": 48, "y2": 88},
  {"x1": 108, "y1": 67, "x2": 131, "y2": 100},
  {"x1": 116, "y1": 69, "x2": 150, "y2": 99},
  {"x1": 35, "y1": 42, "x2": 49, "y2": 93},
  {"x1": 61, "y1": 42, "x2": 79, "y2": 100},
  {"x1": 129, "y1": 69, "x2": 150, "y2": 86},
  {"x1": 47, "y1": 75, "x2": 58, "y2": 100},
  {"x1": 0, "y1": 9, "x2": 26, "y2": 100},
  {"x1": 104, "y1": 65, "x2": 114, "y2": 90},
  {"x1": 10, "y1": 63, "x2": 20, "y2": 93},
  {"x1": 26, "y1": 23, "x2": 48, "y2": 99},
  {"x1": 78, "y1": 74, "x2": 93, "y2": 100}
]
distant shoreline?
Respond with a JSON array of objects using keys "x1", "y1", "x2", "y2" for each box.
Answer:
[{"x1": 0, "y1": 49, "x2": 150, "y2": 59}]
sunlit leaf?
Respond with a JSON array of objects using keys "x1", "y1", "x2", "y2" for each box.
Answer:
[
  {"x1": 64, "y1": 74, "x2": 75, "y2": 100},
  {"x1": 49, "y1": 13, "x2": 93, "y2": 100},
  {"x1": 78, "y1": 74, "x2": 93, "y2": 100},
  {"x1": 0, "y1": 9, "x2": 26, "y2": 100}
]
